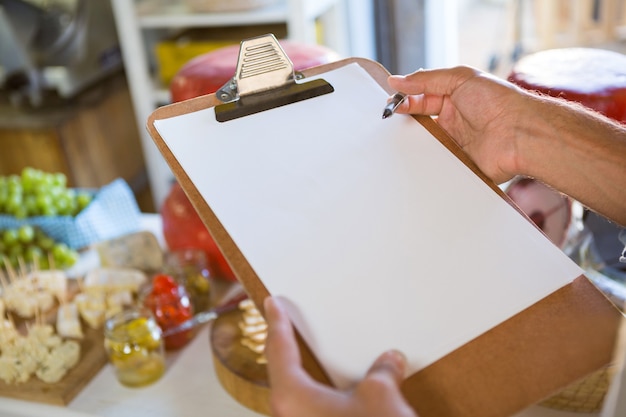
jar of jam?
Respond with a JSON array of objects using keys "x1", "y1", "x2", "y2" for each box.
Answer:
[
  {"x1": 163, "y1": 249, "x2": 213, "y2": 313},
  {"x1": 104, "y1": 308, "x2": 165, "y2": 387},
  {"x1": 142, "y1": 273, "x2": 194, "y2": 350}
]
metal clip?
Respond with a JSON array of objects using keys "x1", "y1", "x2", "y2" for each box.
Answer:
[
  {"x1": 216, "y1": 34, "x2": 296, "y2": 103},
  {"x1": 214, "y1": 34, "x2": 334, "y2": 122}
]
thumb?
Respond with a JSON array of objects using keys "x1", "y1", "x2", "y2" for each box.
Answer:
[{"x1": 366, "y1": 350, "x2": 408, "y2": 385}]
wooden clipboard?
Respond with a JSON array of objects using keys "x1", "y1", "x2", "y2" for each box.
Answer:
[{"x1": 147, "y1": 39, "x2": 622, "y2": 417}]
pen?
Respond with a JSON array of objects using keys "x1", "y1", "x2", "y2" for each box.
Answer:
[{"x1": 382, "y1": 92, "x2": 407, "y2": 119}]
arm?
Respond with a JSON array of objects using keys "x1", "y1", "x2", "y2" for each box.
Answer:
[
  {"x1": 263, "y1": 297, "x2": 418, "y2": 417},
  {"x1": 388, "y1": 67, "x2": 626, "y2": 226}
]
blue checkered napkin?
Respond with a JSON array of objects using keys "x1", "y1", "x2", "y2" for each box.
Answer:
[{"x1": 0, "y1": 178, "x2": 142, "y2": 249}]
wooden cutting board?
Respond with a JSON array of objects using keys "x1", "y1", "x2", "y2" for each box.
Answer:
[
  {"x1": 0, "y1": 283, "x2": 108, "y2": 406},
  {"x1": 210, "y1": 309, "x2": 270, "y2": 415},
  {"x1": 0, "y1": 325, "x2": 107, "y2": 405}
]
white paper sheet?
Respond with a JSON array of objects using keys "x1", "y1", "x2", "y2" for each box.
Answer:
[{"x1": 153, "y1": 63, "x2": 583, "y2": 389}]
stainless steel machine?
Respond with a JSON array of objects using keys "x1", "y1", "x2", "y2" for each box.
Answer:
[{"x1": 0, "y1": 0, "x2": 122, "y2": 106}]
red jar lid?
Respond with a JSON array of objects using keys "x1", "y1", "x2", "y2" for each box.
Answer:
[
  {"x1": 170, "y1": 40, "x2": 340, "y2": 103},
  {"x1": 508, "y1": 48, "x2": 626, "y2": 122}
]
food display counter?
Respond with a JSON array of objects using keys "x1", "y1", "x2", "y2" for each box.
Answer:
[
  {"x1": 0, "y1": 214, "x2": 262, "y2": 417},
  {"x1": 0, "y1": 214, "x2": 607, "y2": 417},
  {"x1": 0, "y1": 327, "x2": 600, "y2": 417},
  {"x1": 0, "y1": 324, "x2": 262, "y2": 417}
]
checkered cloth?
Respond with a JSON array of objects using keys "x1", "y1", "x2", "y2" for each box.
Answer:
[{"x1": 0, "y1": 178, "x2": 142, "y2": 249}]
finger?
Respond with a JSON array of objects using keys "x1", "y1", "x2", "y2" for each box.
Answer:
[
  {"x1": 264, "y1": 297, "x2": 304, "y2": 385},
  {"x1": 388, "y1": 66, "x2": 477, "y2": 97},
  {"x1": 396, "y1": 93, "x2": 447, "y2": 116},
  {"x1": 366, "y1": 350, "x2": 408, "y2": 386},
  {"x1": 387, "y1": 67, "x2": 476, "y2": 116}
]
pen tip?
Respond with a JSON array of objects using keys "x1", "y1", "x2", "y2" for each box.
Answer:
[{"x1": 382, "y1": 109, "x2": 392, "y2": 119}]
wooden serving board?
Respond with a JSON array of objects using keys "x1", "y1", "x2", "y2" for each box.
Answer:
[
  {"x1": 210, "y1": 309, "x2": 270, "y2": 416},
  {"x1": 0, "y1": 284, "x2": 108, "y2": 406},
  {"x1": 0, "y1": 325, "x2": 107, "y2": 405}
]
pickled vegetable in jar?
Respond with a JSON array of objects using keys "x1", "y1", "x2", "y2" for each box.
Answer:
[
  {"x1": 142, "y1": 274, "x2": 194, "y2": 350},
  {"x1": 104, "y1": 308, "x2": 165, "y2": 387},
  {"x1": 163, "y1": 249, "x2": 213, "y2": 313}
]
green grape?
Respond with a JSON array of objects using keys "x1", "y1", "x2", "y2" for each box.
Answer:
[
  {"x1": 0, "y1": 188, "x2": 8, "y2": 211},
  {"x1": 48, "y1": 185, "x2": 63, "y2": 199},
  {"x1": 41, "y1": 205, "x2": 58, "y2": 216},
  {"x1": 5, "y1": 193, "x2": 22, "y2": 215},
  {"x1": 6, "y1": 254, "x2": 18, "y2": 269},
  {"x1": 52, "y1": 172, "x2": 67, "y2": 188},
  {"x1": 62, "y1": 190, "x2": 78, "y2": 215},
  {"x1": 2, "y1": 229, "x2": 18, "y2": 247},
  {"x1": 21, "y1": 167, "x2": 38, "y2": 193},
  {"x1": 39, "y1": 173, "x2": 54, "y2": 189},
  {"x1": 55, "y1": 199, "x2": 71, "y2": 216},
  {"x1": 13, "y1": 206, "x2": 28, "y2": 219},
  {"x1": 1, "y1": 226, "x2": 79, "y2": 270},
  {"x1": 51, "y1": 243, "x2": 74, "y2": 268},
  {"x1": 62, "y1": 249, "x2": 79, "y2": 267},
  {"x1": 8, "y1": 243, "x2": 23, "y2": 261},
  {"x1": 17, "y1": 225, "x2": 35, "y2": 244},
  {"x1": 38, "y1": 257, "x2": 50, "y2": 270},
  {"x1": 64, "y1": 188, "x2": 76, "y2": 199},
  {"x1": 24, "y1": 195, "x2": 38, "y2": 217},
  {"x1": 1, "y1": 168, "x2": 94, "y2": 218},
  {"x1": 52, "y1": 242, "x2": 70, "y2": 260},
  {"x1": 76, "y1": 192, "x2": 93, "y2": 212},
  {"x1": 36, "y1": 193, "x2": 53, "y2": 212},
  {"x1": 37, "y1": 235, "x2": 55, "y2": 251},
  {"x1": 24, "y1": 245, "x2": 44, "y2": 263},
  {"x1": 6, "y1": 175, "x2": 21, "y2": 193}
]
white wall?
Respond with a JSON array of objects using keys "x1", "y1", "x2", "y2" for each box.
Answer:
[
  {"x1": 345, "y1": 0, "x2": 377, "y2": 60},
  {"x1": 425, "y1": 0, "x2": 460, "y2": 68}
]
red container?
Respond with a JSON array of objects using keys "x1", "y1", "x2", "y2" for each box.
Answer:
[{"x1": 142, "y1": 274, "x2": 194, "y2": 350}]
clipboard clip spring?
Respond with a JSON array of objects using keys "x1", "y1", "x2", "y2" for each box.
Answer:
[{"x1": 214, "y1": 34, "x2": 334, "y2": 122}]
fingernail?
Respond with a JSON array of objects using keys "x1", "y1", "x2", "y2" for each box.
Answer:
[
  {"x1": 378, "y1": 349, "x2": 408, "y2": 372},
  {"x1": 263, "y1": 296, "x2": 276, "y2": 315},
  {"x1": 386, "y1": 349, "x2": 407, "y2": 365}
]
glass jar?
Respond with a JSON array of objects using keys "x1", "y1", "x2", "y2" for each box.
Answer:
[
  {"x1": 142, "y1": 274, "x2": 195, "y2": 350},
  {"x1": 104, "y1": 308, "x2": 165, "y2": 387},
  {"x1": 163, "y1": 249, "x2": 213, "y2": 313}
]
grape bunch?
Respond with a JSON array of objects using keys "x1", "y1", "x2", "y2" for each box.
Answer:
[
  {"x1": 0, "y1": 167, "x2": 93, "y2": 219},
  {"x1": 0, "y1": 225, "x2": 79, "y2": 270}
]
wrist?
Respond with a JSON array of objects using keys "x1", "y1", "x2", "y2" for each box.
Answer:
[{"x1": 512, "y1": 93, "x2": 562, "y2": 179}]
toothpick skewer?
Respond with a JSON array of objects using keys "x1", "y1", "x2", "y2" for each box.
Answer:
[
  {"x1": 2, "y1": 256, "x2": 15, "y2": 284},
  {"x1": 3, "y1": 257, "x2": 17, "y2": 284},
  {"x1": 17, "y1": 256, "x2": 27, "y2": 280},
  {"x1": 0, "y1": 268, "x2": 9, "y2": 289},
  {"x1": 48, "y1": 252, "x2": 56, "y2": 271}
]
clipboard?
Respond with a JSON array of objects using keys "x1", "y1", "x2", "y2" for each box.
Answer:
[{"x1": 147, "y1": 35, "x2": 622, "y2": 417}]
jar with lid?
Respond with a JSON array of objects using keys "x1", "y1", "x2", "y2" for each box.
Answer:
[
  {"x1": 163, "y1": 248, "x2": 213, "y2": 313},
  {"x1": 104, "y1": 308, "x2": 166, "y2": 387},
  {"x1": 142, "y1": 273, "x2": 195, "y2": 350}
]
